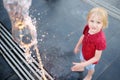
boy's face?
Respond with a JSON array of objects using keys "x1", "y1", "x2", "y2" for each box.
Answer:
[{"x1": 88, "y1": 13, "x2": 103, "y2": 34}]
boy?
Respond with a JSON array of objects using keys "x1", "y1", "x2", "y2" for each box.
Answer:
[{"x1": 71, "y1": 7, "x2": 108, "y2": 80}]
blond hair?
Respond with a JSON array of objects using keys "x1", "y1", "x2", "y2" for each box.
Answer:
[{"x1": 87, "y1": 7, "x2": 108, "y2": 28}]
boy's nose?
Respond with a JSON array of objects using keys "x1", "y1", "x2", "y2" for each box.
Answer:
[{"x1": 93, "y1": 23, "x2": 97, "y2": 27}]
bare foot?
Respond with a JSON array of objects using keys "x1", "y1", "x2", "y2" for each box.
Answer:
[{"x1": 83, "y1": 75, "x2": 92, "y2": 80}]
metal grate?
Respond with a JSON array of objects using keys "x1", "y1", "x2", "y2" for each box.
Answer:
[{"x1": 0, "y1": 22, "x2": 54, "y2": 80}]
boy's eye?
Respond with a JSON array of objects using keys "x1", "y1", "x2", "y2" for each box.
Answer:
[
  {"x1": 90, "y1": 20, "x2": 94, "y2": 22},
  {"x1": 97, "y1": 21, "x2": 101, "y2": 24}
]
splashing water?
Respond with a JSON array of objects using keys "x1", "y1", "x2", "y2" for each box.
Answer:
[
  {"x1": 3, "y1": 0, "x2": 47, "y2": 79},
  {"x1": 3, "y1": 0, "x2": 36, "y2": 60}
]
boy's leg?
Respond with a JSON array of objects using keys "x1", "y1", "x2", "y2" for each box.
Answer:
[
  {"x1": 83, "y1": 64, "x2": 95, "y2": 80},
  {"x1": 83, "y1": 69, "x2": 95, "y2": 80},
  {"x1": 79, "y1": 53, "x2": 95, "y2": 80}
]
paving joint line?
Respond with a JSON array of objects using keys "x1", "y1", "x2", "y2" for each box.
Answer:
[{"x1": 83, "y1": 0, "x2": 120, "y2": 21}]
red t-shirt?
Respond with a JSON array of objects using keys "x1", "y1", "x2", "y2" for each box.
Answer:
[{"x1": 82, "y1": 25, "x2": 106, "y2": 64}]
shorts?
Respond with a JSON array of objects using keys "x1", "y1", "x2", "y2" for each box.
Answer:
[{"x1": 80, "y1": 53, "x2": 95, "y2": 70}]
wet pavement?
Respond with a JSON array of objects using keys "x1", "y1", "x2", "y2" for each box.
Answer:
[{"x1": 0, "y1": 0, "x2": 120, "y2": 80}]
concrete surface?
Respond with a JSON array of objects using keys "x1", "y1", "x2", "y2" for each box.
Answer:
[{"x1": 0, "y1": 0, "x2": 120, "y2": 80}]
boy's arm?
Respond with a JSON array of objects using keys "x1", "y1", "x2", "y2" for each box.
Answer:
[
  {"x1": 74, "y1": 35, "x2": 84, "y2": 53},
  {"x1": 71, "y1": 50, "x2": 102, "y2": 71},
  {"x1": 82, "y1": 50, "x2": 102, "y2": 66}
]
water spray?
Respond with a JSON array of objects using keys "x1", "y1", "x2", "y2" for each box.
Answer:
[{"x1": 3, "y1": 0, "x2": 47, "y2": 80}]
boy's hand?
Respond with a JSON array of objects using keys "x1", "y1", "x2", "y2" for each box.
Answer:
[
  {"x1": 71, "y1": 62, "x2": 85, "y2": 71},
  {"x1": 74, "y1": 47, "x2": 80, "y2": 54}
]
